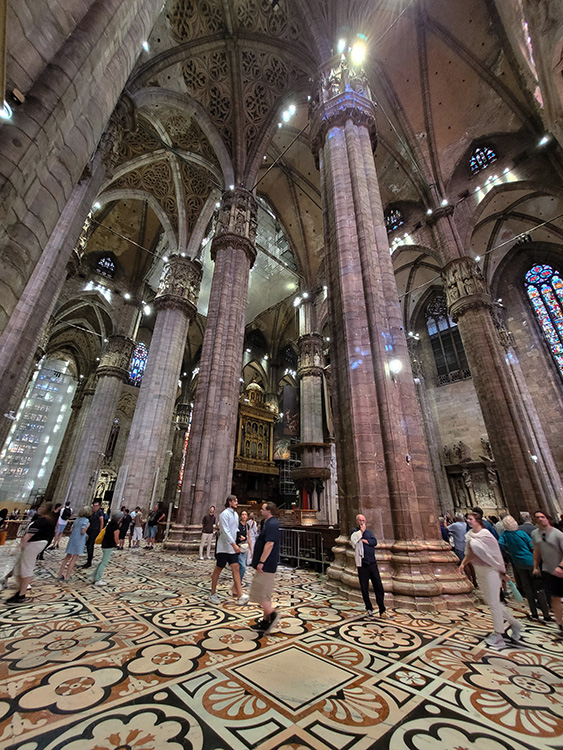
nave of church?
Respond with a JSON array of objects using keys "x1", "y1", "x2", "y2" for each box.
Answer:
[{"x1": 0, "y1": 546, "x2": 561, "y2": 750}]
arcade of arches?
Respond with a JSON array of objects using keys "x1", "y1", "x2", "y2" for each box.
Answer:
[{"x1": 1, "y1": 0, "x2": 563, "y2": 615}]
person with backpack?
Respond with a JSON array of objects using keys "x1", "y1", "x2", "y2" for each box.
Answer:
[{"x1": 50, "y1": 501, "x2": 72, "y2": 550}]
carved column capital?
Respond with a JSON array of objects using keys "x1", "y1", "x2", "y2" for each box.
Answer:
[
  {"x1": 154, "y1": 256, "x2": 202, "y2": 318},
  {"x1": 176, "y1": 402, "x2": 192, "y2": 430},
  {"x1": 211, "y1": 187, "x2": 258, "y2": 266},
  {"x1": 442, "y1": 257, "x2": 491, "y2": 321},
  {"x1": 298, "y1": 332, "x2": 324, "y2": 377},
  {"x1": 97, "y1": 335, "x2": 134, "y2": 380},
  {"x1": 310, "y1": 56, "x2": 377, "y2": 160}
]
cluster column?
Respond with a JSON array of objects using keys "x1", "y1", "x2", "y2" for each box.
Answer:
[
  {"x1": 440, "y1": 244, "x2": 563, "y2": 516},
  {"x1": 114, "y1": 256, "x2": 202, "y2": 512},
  {"x1": 292, "y1": 298, "x2": 332, "y2": 522},
  {"x1": 162, "y1": 402, "x2": 192, "y2": 508},
  {"x1": 64, "y1": 329, "x2": 135, "y2": 509},
  {"x1": 170, "y1": 187, "x2": 257, "y2": 547},
  {"x1": 310, "y1": 55, "x2": 470, "y2": 608}
]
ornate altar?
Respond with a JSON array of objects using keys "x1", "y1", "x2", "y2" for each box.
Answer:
[
  {"x1": 443, "y1": 439, "x2": 505, "y2": 515},
  {"x1": 234, "y1": 382, "x2": 279, "y2": 477}
]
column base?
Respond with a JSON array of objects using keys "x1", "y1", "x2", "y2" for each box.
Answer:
[
  {"x1": 163, "y1": 524, "x2": 202, "y2": 553},
  {"x1": 326, "y1": 535, "x2": 474, "y2": 611}
]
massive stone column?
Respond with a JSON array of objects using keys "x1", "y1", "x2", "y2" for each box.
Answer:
[
  {"x1": 310, "y1": 55, "x2": 470, "y2": 608},
  {"x1": 63, "y1": 330, "x2": 135, "y2": 509},
  {"x1": 45, "y1": 375, "x2": 96, "y2": 503},
  {"x1": 113, "y1": 256, "x2": 202, "y2": 512},
  {"x1": 433, "y1": 210, "x2": 563, "y2": 517},
  {"x1": 170, "y1": 188, "x2": 257, "y2": 548},
  {"x1": 292, "y1": 297, "x2": 332, "y2": 522},
  {"x1": 163, "y1": 402, "x2": 192, "y2": 509}
]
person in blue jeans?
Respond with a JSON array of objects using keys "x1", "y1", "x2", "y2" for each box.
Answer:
[
  {"x1": 90, "y1": 512, "x2": 121, "y2": 586},
  {"x1": 236, "y1": 510, "x2": 251, "y2": 583},
  {"x1": 500, "y1": 514, "x2": 551, "y2": 622}
]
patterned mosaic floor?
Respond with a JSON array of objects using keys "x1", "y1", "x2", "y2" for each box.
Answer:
[{"x1": 0, "y1": 542, "x2": 562, "y2": 750}]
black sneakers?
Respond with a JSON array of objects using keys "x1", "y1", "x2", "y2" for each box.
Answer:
[
  {"x1": 250, "y1": 619, "x2": 269, "y2": 632},
  {"x1": 6, "y1": 593, "x2": 27, "y2": 606},
  {"x1": 250, "y1": 610, "x2": 281, "y2": 634}
]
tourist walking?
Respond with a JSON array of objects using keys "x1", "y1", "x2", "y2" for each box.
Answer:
[
  {"x1": 351, "y1": 513, "x2": 388, "y2": 619},
  {"x1": 460, "y1": 511, "x2": 522, "y2": 649},
  {"x1": 249, "y1": 502, "x2": 281, "y2": 633},
  {"x1": 51, "y1": 500, "x2": 72, "y2": 549},
  {"x1": 90, "y1": 512, "x2": 121, "y2": 586},
  {"x1": 209, "y1": 495, "x2": 249, "y2": 605},
  {"x1": 4, "y1": 503, "x2": 57, "y2": 605},
  {"x1": 499, "y1": 515, "x2": 550, "y2": 623},
  {"x1": 519, "y1": 512, "x2": 535, "y2": 537},
  {"x1": 237, "y1": 510, "x2": 251, "y2": 583},
  {"x1": 447, "y1": 513, "x2": 468, "y2": 562},
  {"x1": 199, "y1": 505, "x2": 216, "y2": 559},
  {"x1": 131, "y1": 506, "x2": 143, "y2": 547},
  {"x1": 81, "y1": 500, "x2": 104, "y2": 569},
  {"x1": 57, "y1": 507, "x2": 90, "y2": 580},
  {"x1": 144, "y1": 503, "x2": 166, "y2": 549},
  {"x1": 118, "y1": 508, "x2": 132, "y2": 549},
  {"x1": 532, "y1": 510, "x2": 563, "y2": 642}
]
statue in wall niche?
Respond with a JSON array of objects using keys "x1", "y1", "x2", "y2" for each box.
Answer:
[
  {"x1": 462, "y1": 469, "x2": 476, "y2": 506},
  {"x1": 480, "y1": 437, "x2": 493, "y2": 461},
  {"x1": 443, "y1": 445, "x2": 453, "y2": 464},
  {"x1": 453, "y1": 441, "x2": 471, "y2": 464}
]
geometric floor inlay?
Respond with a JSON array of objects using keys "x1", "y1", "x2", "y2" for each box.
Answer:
[{"x1": 0, "y1": 540, "x2": 562, "y2": 750}]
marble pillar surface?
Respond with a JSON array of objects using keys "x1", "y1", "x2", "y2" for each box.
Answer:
[
  {"x1": 114, "y1": 256, "x2": 201, "y2": 513},
  {"x1": 174, "y1": 188, "x2": 257, "y2": 535},
  {"x1": 310, "y1": 55, "x2": 470, "y2": 609}
]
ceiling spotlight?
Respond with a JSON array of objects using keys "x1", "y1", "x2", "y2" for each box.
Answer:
[
  {"x1": 389, "y1": 359, "x2": 403, "y2": 375},
  {"x1": 350, "y1": 40, "x2": 367, "y2": 67},
  {"x1": 302, "y1": 291, "x2": 309, "y2": 299},
  {"x1": 475, "y1": 255, "x2": 481, "y2": 262},
  {"x1": 229, "y1": 184, "x2": 234, "y2": 190},
  {"x1": 162, "y1": 255, "x2": 169, "y2": 262},
  {"x1": 426, "y1": 208, "x2": 433, "y2": 216},
  {"x1": 538, "y1": 135, "x2": 550, "y2": 147},
  {"x1": 293, "y1": 296, "x2": 302, "y2": 307},
  {"x1": 124, "y1": 293, "x2": 131, "y2": 300},
  {"x1": 337, "y1": 39, "x2": 347, "y2": 55},
  {"x1": 263, "y1": 155, "x2": 267, "y2": 160},
  {"x1": 278, "y1": 122, "x2": 282, "y2": 128},
  {"x1": 246, "y1": 348, "x2": 251, "y2": 353},
  {"x1": 288, "y1": 104, "x2": 296, "y2": 115},
  {"x1": 180, "y1": 252, "x2": 186, "y2": 257},
  {"x1": 143, "y1": 305, "x2": 152, "y2": 316},
  {"x1": 142, "y1": 41, "x2": 150, "y2": 52},
  {"x1": 264, "y1": 355, "x2": 269, "y2": 360},
  {"x1": 215, "y1": 202, "x2": 220, "y2": 208},
  {"x1": 93, "y1": 201, "x2": 101, "y2": 210},
  {"x1": 441, "y1": 199, "x2": 448, "y2": 206}
]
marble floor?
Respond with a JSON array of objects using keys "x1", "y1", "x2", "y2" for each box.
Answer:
[{"x1": 0, "y1": 543, "x2": 562, "y2": 750}]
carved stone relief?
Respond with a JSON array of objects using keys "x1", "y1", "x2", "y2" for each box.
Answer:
[
  {"x1": 155, "y1": 256, "x2": 202, "y2": 316},
  {"x1": 298, "y1": 333, "x2": 324, "y2": 377}
]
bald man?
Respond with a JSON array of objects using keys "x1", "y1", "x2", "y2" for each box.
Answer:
[{"x1": 350, "y1": 513, "x2": 389, "y2": 619}]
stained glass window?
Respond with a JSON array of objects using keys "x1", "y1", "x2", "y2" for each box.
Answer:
[
  {"x1": 469, "y1": 145, "x2": 497, "y2": 175},
  {"x1": 525, "y1": 264, "x2": 563, "y2": 378},
  {"x1": 96, "y1": 256, "x2": 115, "y2": 279},
  {"x1": 385, "y1": 207, "x2": 405, "y2": 233},
  {"x1": 426, "y1": 295, "x2": 471, "y2": 386},
  {"x1": 128, "y1": 343, "x2": 148, "y2": 387}
]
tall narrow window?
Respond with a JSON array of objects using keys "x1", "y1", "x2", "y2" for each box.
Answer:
[
  {"x1": 469, "y1": 145, "x2": 497, "y2": 175},
  {"x1": 525, "y1": 264, "x2": 563, "y2": 378},
  {"x1": 128, "y1": 343, "x2": 148, "y2": 387},
  {"x1": 425, "y1": 295, "x2": 471, "y2": 385}
]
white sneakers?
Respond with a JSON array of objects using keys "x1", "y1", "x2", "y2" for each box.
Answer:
[
  {"x1": 94, "y1": 580, "x2": 107, "y2": 587},
  {"x1": 484, "y1": 632, "x2": 506, "y2": 650},
  {"x1": 508, "y1": 621, "x2": 523, "y2": 642},
  {"x1": 209, "y1": 593, "x2": 221, "y2": 603},
  {"x1": 237, "y1": 593, "x2": 249, "y2": 605}
]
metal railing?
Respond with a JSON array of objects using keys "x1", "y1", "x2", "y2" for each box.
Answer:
[{"x1": 279, "y1": 528, "x2": 328, "y2": 571}]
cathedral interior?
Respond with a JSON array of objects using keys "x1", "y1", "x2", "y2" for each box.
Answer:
[{"x1": 0, "y1": 0, "x2": 563, "y2": 747}]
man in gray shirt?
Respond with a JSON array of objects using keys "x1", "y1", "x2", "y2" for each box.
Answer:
[
  {"x1": 532, "y1": 510, "x2": 563, "y2": 642},
  {"x1": 447, "y1": 514, "x2": 467, "y2": 562},
  {"x1": 209, "y1": 495, "x2": 249, "y2": 606}
]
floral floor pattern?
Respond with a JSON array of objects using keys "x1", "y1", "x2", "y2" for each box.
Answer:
[{"x1": 0, "y1": 542, "x2": 562, "y2": 749}]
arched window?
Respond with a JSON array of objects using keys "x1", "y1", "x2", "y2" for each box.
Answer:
[
  {"x1": 96, "y1": 256, "x2": 115, "y2": 279},
  {"x1": 469, "y1": 145, "x2": 497, "y2": 175},
  {"x1": 384, "y1": 207, "x2": 404, "y2": 233},
  {"x1": 524, "y1": 264, "x2": 563, "y2": 377},
  {"x1": 425, "y1": 295, "x2": 471, "y2": 385},
  {"x1": 128, "y1": 343, "x2": 148, "y2": 387}
]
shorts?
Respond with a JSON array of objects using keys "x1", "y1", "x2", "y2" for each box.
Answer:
[
  {"x1": 249, "y1": 570, "x2": 276, "y2": 604},
  {"x1": 132, "y1": 527, "x2": 143, "y2": 541},
  {"x1": 145, "y1": 524, "x2": 158, "y2": 539},
  {"x1": 13, "y1": 540, "x2": 48, "y2": 579},
  {"x1": 56, "y1": 521, "x2": 67, "y2": 534},
  {"x1": 542, "y1": 571, "x2": 563, "y2": 599},
  {"x1": 215, "y1": 552, "x2": 239, "y2": 569}
]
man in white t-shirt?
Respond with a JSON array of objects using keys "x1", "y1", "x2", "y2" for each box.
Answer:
[{"x1": 209, "y1": 495, "x2": 248, "y2": 606}]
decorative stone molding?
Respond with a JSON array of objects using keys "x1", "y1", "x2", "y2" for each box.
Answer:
[
  {"x1": 310, "y1": 56, "x2": 377, "y2": 159},
  {"x1": 211, "y1": 187, "x2": 258, "y2": 265},
  {"x1": 425, "y1": 203, "x2": 454, "y2": 226},
  {"x1": 97, "y1": 335, "x2": 135, "y2": 380},
  {"x1": 100, "y1": 94, "x2": 137, "y2": 178},
  {"x1": 297, "y1": 333, "x2": 324, "y2": 377},
  {"x1": 154, "y1": 256, "x2": 202, "y2": 318},
  {"x1": 443, "y1": 257, "x2": 491, "y2": 321},
  {"x1": 491, "y1": 301, "x2": 516, "y2": 352}
]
